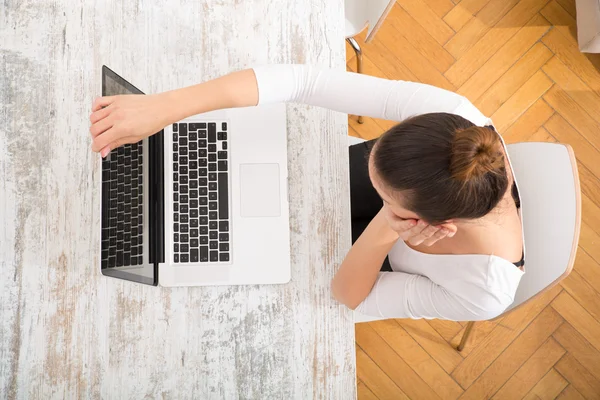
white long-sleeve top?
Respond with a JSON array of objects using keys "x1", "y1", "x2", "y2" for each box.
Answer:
[{"x1": 253, "y1": 65, "x2": 525, "y2": 321}]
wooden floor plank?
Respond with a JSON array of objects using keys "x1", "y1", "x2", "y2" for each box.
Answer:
[
  {"x1": 571, "y1": 248, "x2": 600, "y2": 299},
  {"x1": 356, "y1": 323, "x2": 442, "y2": 400},
  {"x1": 427, "y1": 319, "x2": 464, "y2": 343},
  {"x1": 444, "y1": 0, "x2": 520, "y2": 58},
  {"x1": 579, "y1": 224, "x2": 600, "y2": 266},
  {"x1": 445, "y1": 0, "x2": 548, "y2": 86},
  {"x1": 553, "y1": 323, "x2": 600, "y2": 382},
  {"x1": 540, "y1": 0, "x2": 578, "y2": 40},
  {"x1": 492, "y1": 337, "x2": 566, "y2": 399},
  {"x1": 501, "y1": 98, "x2": 555, "y2": 143},
  {"x1": 556, "y1": 385, "x2": 586, "y2": 400},
  {"x1": 552, "y1": 291, "x2": 600, "y2": 353},
  {"x1": 560, "y1": 268, "x2": 600, "y2": 325},
  {"x1": 357, "y1": 33, "x2": 418, "y2": 82},
  {"x1": 356, "y1": 346, "x2": 410, "y2": 400},
  {"x1": 396, "y1": 0, "x2": 455, "y2": 45},
  {"x1": 386, "y1": 3, "x2": 456, "y2": 73},
  {"x1": 525, "y1": 126, "x2": 555, "y2": 142},
  {"x1": 544, "y1": 114, "x2": 600, "y2": 180},
  {"x1": 458, "y1": 14, "x2": 551, "y2": 104},
  {"x1": 422, "y1": 0, "x2": 456, "y2": 18},
  {"x1": 555, "y1": 354, "x2": 600, "y2": 400},
  {"x1": 543, "y1": 86, "x2": 600, "y2": 153},
  {"x1": 443, "y1": 0, "x2": 492, "y2": 31},
  {"x1": 542, "y1": 27, "x2": 600, "y2": 92},
  {"x1": 555, "y1": 0, "x2": 576, "y2": 17},
  {"x1": 376, "y1": 21, "x2": 456, "y2": 90},
  {"x1": 370, "y1": 319, "x2": 464, "y2": 400},
  {"x1": 357, "y1": 380, "x2": 379, "y2": 400},
  {"x1": 451, "y1": 285, "x2": 563, "y2": 388},
  {"x1": 523, "y1": 369, "x2": 569, "y2": 400},
  {"x1": 458, "y1": 307, "x2": 564, "y2": 399},
  {"x1": 449, "y1": 320, "x2": 500, "y2": 358},
  {"x1": 472, "y1": 42, "x2": 553, "y2": 115},
  {"x1": 578, "y1": 163, "x2": 600, "y2": 209},
  {"x1": 490, "y1": 70, "x2": 554, "y2": 132},
  {"x1": 582, "y1": 194, "x2": 600, "y2": 238},
  {"x1": 543, "y1": 56, "x2": 600, "y2": 127},
  {"x1": 398, "y1": 319, "x2": 464, "y2": 374}
]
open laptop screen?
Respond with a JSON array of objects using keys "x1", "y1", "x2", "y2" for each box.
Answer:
[{"x1": 100, "y1": 66, "x2": 158, "y2": 285}]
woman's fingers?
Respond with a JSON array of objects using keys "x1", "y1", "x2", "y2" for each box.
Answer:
[
  {"x1": 422, "y1": 228, "x2": 450, "y2": 247},
  {"x1": 407, "y1": 223, "x2": 440, "y2": 246},
  {"x1": 99, "y1": 136, "x2": 136, "y2": 158},
  {"x1": 92, "y1": 96, "x2": 115, "y2": 112},
  {"x1": 92, "y1": 127, "x2": 118, "y2": 152},
  {"x1": 90, "y1": 104, "x2": 113, "y2": 125},
  {"x1": 90, "y1": 115, "x2": 114, "y2": 139}
]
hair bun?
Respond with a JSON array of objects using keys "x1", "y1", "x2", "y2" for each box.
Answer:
[{"x1": 450, "y1": 126, "x2": 505, "y2": 182}]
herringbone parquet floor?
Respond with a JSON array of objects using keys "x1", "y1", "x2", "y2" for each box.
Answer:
[{"x1": 347, "y1": 1, "x2": 600, "y2": 399}]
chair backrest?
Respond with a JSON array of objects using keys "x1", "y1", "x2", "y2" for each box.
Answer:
[
  {"x1": 498, "y1": 142, "x2": 581, "y2": 316},
  {"x1": 349, "y1": 137, "x2": 581, "y2": 323},
  {"x1": 345, "y1": 0, "x2": 395, "y2": 41}
]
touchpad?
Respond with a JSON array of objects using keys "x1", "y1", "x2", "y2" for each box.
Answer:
[{"x1": 240, "y1": 163, "x2": 281, "y2": 217}]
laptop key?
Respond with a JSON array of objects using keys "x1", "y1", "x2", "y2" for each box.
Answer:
[
  {"x1": 208, "y1": 123, "x2": 216, "y2": 142},
  {"x1": 220, "y1": 253, "x2": 230, "y2": 262},
  {"x1": 181, "y1": 254, "x2": 189, "y2": 263},
  {"x1": 200, "y1": 246, "x2": 209, "y2": 262},
  {"x1": 190, "y1": 228, "x2": 198, "y2": 237},
  {"x1": 174, "y1": 254, "x2": 179, "y2": 263},
  {"x1": 190, "y1": 249, "x2": 199, "y2": 262},
  {"x1": 209, "y1": 241, "x2": 218, "y2": 250},
  {"x1": 210, "y1": 251, "x2": 218, "y2": 262},
  {"x1": 218, "y1": 173, "x2": 229, "y2": 219},
  {"x1": 218, "y1": 161, "x2": 227, "y2": 171},
  {"x1": 219, "y1": 221, "x2": 229, "y2": 232},
  {"x1": 191, "y1": 239, "x2": 199, "y2": 248}
]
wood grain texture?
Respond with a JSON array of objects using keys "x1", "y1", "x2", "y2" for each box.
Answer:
[
  {"x1": 0, "y1": 1, "x2": 355, "y2": 398},
  {"x1": 523, "y1": 369, "x2": 569, "y2": 400},
  {"x1": 369, "y1": 320, "x2": 464, "y2": 400}
]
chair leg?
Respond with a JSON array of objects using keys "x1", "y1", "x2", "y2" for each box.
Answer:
[
  {"x1": 346, "y1": 37, "x2": 364, "y2": 124},
  {"x1": 457, "y1": 321, "x2": 475, "y2": 351}
]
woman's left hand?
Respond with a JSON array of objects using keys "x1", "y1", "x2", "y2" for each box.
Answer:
[{"x1": 382, "y1": 206, "x2": 454, "y2": 246}]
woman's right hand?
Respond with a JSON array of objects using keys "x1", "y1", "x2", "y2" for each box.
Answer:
[
  {"x1": 382, "y1": 205, "x2": 454, "y2": 247},
  {"x1": 89, "y1": 93, "x2": 173, "y2": 157}
]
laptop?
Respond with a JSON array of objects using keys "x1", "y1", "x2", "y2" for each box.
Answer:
[{"x1": 100, "y1": 66, "x2": 291, "y2": 286}]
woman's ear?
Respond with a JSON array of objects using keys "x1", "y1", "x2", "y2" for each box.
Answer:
[{"x1": 439, "y1": 221, "x2": 457, "y2": 237}]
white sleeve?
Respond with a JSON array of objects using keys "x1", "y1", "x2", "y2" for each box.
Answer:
[
  {"x1": 355, "y1": 271, "x2": 507, "y2": 321},
  {"x1": 252, "y1": 64, "x2": 491, "y2": 125}
]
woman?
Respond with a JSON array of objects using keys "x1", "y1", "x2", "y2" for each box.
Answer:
[{"x1": 90, "y1": 65, "x2": 525, "y2": 321}]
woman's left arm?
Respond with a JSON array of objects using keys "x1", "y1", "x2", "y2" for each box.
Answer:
[{"x1": 331, "y1": 208, "x2": 399, "y2": 309}]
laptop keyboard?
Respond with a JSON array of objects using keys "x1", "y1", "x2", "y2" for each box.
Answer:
[
  {"x1": 101, "y1": 143, "x2": 144, "y2": 268},
  {"x1": 172, "y1": 122, "x2": 230, "y2": 263}
]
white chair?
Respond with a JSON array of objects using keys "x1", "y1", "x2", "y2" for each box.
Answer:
[
  {"x1": 348, "y1": 136, "x2": 582, "y2": 350},
  {"x1": 345, "y1": 0, "x2": 395, "y2": 123}
]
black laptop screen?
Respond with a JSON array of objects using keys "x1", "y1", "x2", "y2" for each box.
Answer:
[{"x1": 100, "y1": 66, "x2": 159, "y2": 286}]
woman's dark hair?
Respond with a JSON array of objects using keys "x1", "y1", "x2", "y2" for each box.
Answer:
[{"x1": 371, "y1": 113, "x2": 508, "y2": 225}]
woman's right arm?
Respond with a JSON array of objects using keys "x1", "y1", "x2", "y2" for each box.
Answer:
[{"x1": 90, "y1": 64, "x2": 488, "y2": 155}]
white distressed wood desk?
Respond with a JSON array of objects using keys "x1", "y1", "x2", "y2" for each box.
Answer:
[{"x1": 0, "y1": 1, "x2": 355, "y2": 398}]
